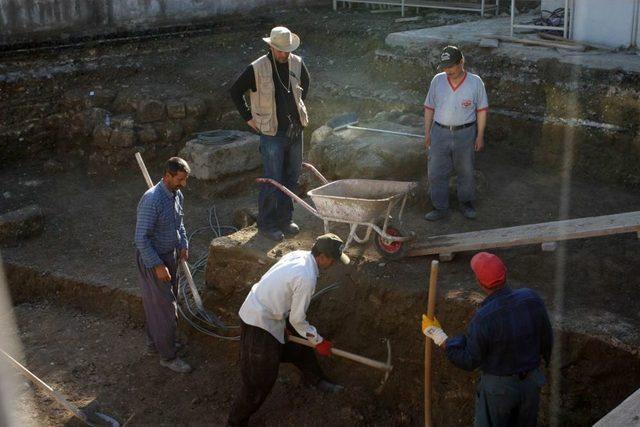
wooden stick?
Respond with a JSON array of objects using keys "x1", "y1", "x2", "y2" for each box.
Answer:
[
  {"x1": 0, "y1": 348, "x2": 88, "y2": 422},
  {"x1": 424, "y1": 260, "x2": 439, "y2": 427},
  {"x1": 134, "y1": 152, "x2": 205, "y2": 311},
  {"x1": 287, "y1": 335, "x2": 392, "y2": 372}
]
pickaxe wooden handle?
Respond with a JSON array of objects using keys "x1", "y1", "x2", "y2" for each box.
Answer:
[{"x1": 287, "y1": 335, "x2": 393, "y2": 372}]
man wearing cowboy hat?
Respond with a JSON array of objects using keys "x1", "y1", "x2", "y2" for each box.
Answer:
[
  {"x1": 421, "y1": 252, "x2": 553, "y2": 426},
  {"x1": 227, "y1": 233, "x2": 349, "y2": 427},
  {"x1": 230, "y1": 26, "x2": 310, "y2": 242}
]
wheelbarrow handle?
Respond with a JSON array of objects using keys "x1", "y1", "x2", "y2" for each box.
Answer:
[
  {"x1": 256, "y1": 178, "x2": 320, "y2": 217},
  {"x1": 302, "y1": 162, "x2": 329, "y2": 185}
]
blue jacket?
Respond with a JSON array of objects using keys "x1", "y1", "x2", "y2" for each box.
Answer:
[{"x1": 445, "y1": 286, "x2": 553, "y2": 376}]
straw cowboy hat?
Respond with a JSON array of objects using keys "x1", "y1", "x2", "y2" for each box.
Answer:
[{"x1": 262, "y1": 26, "x2": 300, "y2": 52}]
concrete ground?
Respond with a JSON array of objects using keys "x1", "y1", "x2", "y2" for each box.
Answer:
[{"x1": 386, "y1": 15, "x2": 640, "y2": 73}]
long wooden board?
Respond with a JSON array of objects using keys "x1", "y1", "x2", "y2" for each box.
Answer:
[
  {"x1": 408, "y1": 211, "x2": 640, "y2": 258},
  {"x1": 594, "y1": 386, "x2": 640, "y2": 426}
]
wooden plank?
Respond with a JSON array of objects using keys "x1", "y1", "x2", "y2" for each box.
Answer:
[
  {"x1": 408, "y1": 211, "x2": 640, "y2": 257},
  {"x1": 395, "y1": 16, "x2": 422, "y2": 22},
  {"x1": 487, "y1": 35, "x2": 586, "y2": 51},
  {"x1": 594, "y1": 386, "x2": 640, "y2": 427}
]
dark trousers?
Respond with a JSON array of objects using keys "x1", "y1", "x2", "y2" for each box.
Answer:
[
  {"x1": 135, "y1": 250, "x2": 178, "y2": 360},
  {"x1": 228, "y1": 320, "x2": 325, "y2": 426},
  {"x1": 475, "y1": 369, "x2": 545, "y2": 427},
  {"x1": 257, "y1": 130, "x2": 303, "y2": 231}
]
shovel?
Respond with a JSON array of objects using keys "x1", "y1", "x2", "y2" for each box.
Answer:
[
  {"x1": 327, "y1": 112, "x2": 424, "y2": 138},
  {"x1": 0, "y1": 348, "x2": 119, "y2": 426}
]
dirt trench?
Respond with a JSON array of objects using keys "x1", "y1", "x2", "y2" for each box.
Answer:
[{"x1": 5, "y1": 245, "x2": 640, "y2": 426}]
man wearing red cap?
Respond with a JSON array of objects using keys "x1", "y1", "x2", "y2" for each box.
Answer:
[{"x1": 422, "y1": 252, "x2": 553, "y2": 426}]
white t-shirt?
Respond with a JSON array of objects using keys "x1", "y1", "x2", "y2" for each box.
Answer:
[
  {"x1": 424, "y1": 72, "x2": 489, "y2": 126},
  {"x1": 239, "y1": 250, "x2": 322, "y2": 344}
]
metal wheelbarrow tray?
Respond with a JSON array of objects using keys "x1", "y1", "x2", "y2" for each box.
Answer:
[{"x1": 257, "y1": 163, "x2": 416, "y2": 259}]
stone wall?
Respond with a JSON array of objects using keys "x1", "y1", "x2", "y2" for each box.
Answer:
[
  {"x1": 0, "y1": 0, "x2": 318, "y2": 45},
  {"x1": 31, "y1": 86, "x2": 209, "y2": 174}
]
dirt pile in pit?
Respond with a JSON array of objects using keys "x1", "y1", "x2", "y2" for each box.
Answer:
[{"x1": 204, "y1": 240, "x2": 640, "y2": 426}]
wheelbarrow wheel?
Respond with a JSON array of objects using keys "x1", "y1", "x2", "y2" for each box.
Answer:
[{"x1": 374, "y1": 222, "x2": 408, "y2": 260}]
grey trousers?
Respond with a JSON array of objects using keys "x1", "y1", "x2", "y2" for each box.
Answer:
[
  {"x1": 427, "y1": 123, "x2": 477, "y2": 211},
  {"x1": 135, "y1": 249, "x2": 178, "y2": 360},
  {"x1": 475, "y1": 369, "x2": 545, "y2": 427}
]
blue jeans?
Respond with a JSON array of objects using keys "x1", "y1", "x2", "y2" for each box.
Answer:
[
  {"x1": 474, "y1": 370, "x2": 545, "y2": 427},
  {"x1": 257, "y1": 131, "x2": 302, "y2": 231},
  {"x1": 427, "y1": 124, "x2": 476, "y2": 211}
]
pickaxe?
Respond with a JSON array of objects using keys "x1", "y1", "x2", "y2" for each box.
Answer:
[{"x1": 288, "y1": 335, "x2": 393, "y2": 393}]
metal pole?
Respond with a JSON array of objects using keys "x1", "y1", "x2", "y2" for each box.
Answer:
[
  {"x1": 510, "y1": 0, "x2": 515, "y2": 37},
  {"x1": 563, "y1": 0, "x2": 569, "y2": 38},
  {"x1": 481, "y1": 0, "x2": 485, "y2": 18},
  {"x1": 496, "y1": 0, "x2": 500, "y2": 16}
]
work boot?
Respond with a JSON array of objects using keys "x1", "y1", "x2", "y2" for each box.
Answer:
[
  {"x1": 424, "y1": 209, "x2": 448, "y2": 221},
  {"x1": 160, "y1": 357, "x2": 192, "y2": 373},
  {"x1": 460, "y1": 202, "x2": 477, "y2": 220},
  {"x1": 260, "y1": 228, "x2": 284, "y2": 242},
  {"x1": 317, "y1": 379, "x2": 344, "y2": 394},
  {"x1": 280, "y1": 222, "x2": 300, "y2": 236}
]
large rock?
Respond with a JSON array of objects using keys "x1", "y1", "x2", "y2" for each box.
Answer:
[
  {"x1": 0, "y1": 205, "x2": 44, "y2": 242},
  {"x1": 179, "y1": 130, "x2": 261, "y2": 181},
  {"x1": 308, "y1": 112, "x2": 427, "y2": 180},
  {"x1": 204, "y1": 227, "x2": 275, "y2": 296}
]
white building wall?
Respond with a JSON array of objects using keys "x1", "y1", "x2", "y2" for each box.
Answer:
[{"x1": 572, "y1": 0, "x2": 640, "y2": 48}]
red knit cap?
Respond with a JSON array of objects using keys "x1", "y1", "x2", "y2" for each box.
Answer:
[{"x1": 470, "y1": 252, "x2": 507, "y2": 289}]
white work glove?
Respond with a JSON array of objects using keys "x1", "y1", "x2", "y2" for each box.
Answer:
[{"x1": 422, "y1": 314, "x2": 448, "y2": 347}]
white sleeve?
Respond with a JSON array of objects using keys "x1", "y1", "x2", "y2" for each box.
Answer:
[
  {"x1": 424, "y1": 76, "x2": 437, "y2": 109},
  {"x1": 289, "y1": 276, "x2": 323, "y2": 345},
  {"x1": 476, "y1": 77, "x2": 489, "y2": 111}
]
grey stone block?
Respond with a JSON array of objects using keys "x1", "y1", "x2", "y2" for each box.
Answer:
[{"x1": 179, "y1": 130, "x2": 261, "y2": 181}]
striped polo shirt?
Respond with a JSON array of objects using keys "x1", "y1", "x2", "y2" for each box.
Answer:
[
  {"x1": 424, "y1": 71, "x2": 489, "y2": 127},
  {"x1": 135, "y1": 180, "x2": 188, "y2": 268}
]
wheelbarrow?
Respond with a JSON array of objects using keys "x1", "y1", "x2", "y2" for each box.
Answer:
[{"x1": 256, "y1": 163, "x2": 416, "y2": 259}]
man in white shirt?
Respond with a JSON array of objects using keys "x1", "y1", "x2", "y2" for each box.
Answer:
[
  {"x1": 424, "y1": 45, "x2": 489, "y2": 221},
  {"x1": 227, "y1": 233, "x2": 350, "y2": 427}
]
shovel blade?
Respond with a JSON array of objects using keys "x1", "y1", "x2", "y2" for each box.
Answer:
[{"x1": 327, "y1": 112, "x2": 358, "y2": 131}]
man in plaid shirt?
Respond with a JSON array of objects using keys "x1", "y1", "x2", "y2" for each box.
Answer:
[{"x1": 135, "y1": 157, "x2": 192, "y2": 373}]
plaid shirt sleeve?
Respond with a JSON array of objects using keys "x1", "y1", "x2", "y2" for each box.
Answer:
[
  {"x1": 177, "y1": 191, "x2": 188, "y2": 250},
  {"x1": 135, "y1": 194, "x2": 163, "y2": 268}
]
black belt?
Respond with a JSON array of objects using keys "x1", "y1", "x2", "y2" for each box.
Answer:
[
  {"x1": 485, "y1": 369, "x2": 533, "y2": 381},
  {"x1": 434, "y1": 121, "x2": 476, "y2": 131}
]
